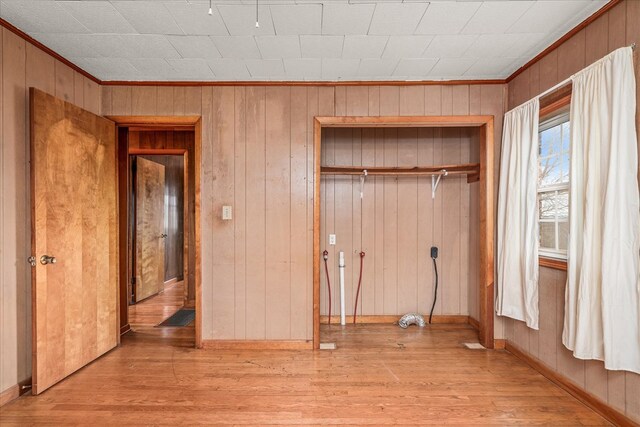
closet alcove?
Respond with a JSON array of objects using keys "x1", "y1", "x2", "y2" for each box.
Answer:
[{"x1": 313, "y1": 116, "x2": 495, "y2": 349}]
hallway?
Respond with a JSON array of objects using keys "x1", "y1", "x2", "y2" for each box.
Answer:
[{"x1": 129, "y1": 280, "x2": 188, "y2": 327}]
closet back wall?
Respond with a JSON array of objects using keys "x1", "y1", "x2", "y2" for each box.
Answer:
[
  {"x1": 320, "y1": 127, "x2": 479, "y2": 318},
  {"x1": 102, "y1": 83, "x2": 506, "y2": 342}
]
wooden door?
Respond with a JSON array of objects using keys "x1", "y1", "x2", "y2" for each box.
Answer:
[
  {"x1": 30, "y1": 88, "x2": 118, "y2": 395},
  {"x1": 134, "y1": 157, "x2": 165, "y2": 302}
]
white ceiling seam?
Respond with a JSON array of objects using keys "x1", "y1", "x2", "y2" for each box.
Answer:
[{"x1": 0, "y1": 0, "x2": 609, "y2": 81}]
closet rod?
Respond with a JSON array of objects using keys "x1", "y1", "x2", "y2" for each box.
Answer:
[{"x1": 321, "y1": 163, "x2": 479, "y2": 176}]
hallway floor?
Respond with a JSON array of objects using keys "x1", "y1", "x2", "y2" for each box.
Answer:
[
  {"x1": 129, "y1": 280, "x2": 187, "y2": 327},
  {"x1": 0, "y1": 324, "x2": 608, "y2": 425},
  {"x1": 127, "y1": 279, "x2": 195, "y2": 346}
]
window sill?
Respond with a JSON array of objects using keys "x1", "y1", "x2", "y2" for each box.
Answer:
[{"x1": 539, "y1": 256, "x2": 567, "y2": 271}]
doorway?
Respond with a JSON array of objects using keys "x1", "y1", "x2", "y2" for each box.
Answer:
[
  {"x1": 128, "y1": 152, "x2": 190, "y2": 331},
  {"x1": 111, "y1": 116, "x2": 202, "y2": 348}
]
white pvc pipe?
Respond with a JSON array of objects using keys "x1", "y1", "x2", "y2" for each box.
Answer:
[{"x1": 339, "y1": 251, "x2": 346, "y2": 326}]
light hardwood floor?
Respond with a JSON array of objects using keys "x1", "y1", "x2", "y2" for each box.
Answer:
[
  {"x1": 129, "y1": 280, "x2": 187, "y2": 326},
  {"x1": 0, "y1": 323, "x2": 609, "y2": 425},
  {"x1": 127, "y1": 280, "x2": 195, "y2": 346}
]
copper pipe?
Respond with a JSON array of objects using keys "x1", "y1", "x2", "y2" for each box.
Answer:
[{"x1": 353, "y1": 251, "x2": 365, "y2": 325}]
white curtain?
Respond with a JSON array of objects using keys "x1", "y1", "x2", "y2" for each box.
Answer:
[
  {"x1": 563, "y1": 47, "x2": 640, "y2": 374},
  {"x1": 497, "y1": 98, "x2": 540, "y2": 330}
]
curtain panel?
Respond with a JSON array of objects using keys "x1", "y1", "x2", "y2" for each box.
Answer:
[
  {"x1": 563, "y1": 46, "x2": 640, "y2": 373},
  {"x1": 497, "y1": 98, "x2": 540, "y2": 330}
]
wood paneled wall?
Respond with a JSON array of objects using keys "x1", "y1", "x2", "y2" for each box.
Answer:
[
  {"x1": 138, "y1": 154, "x2": 185, "y2": 283},
  {"x1": 102, "y1": 83, "x2": 506, "y2": 341},
  {"x1": 0, "y1": 27, "x2": 101, "y2": 394},
  {"x1": 504, "y1": 1, "x2": 640, "y2": 422},
  {"x1": 2, "y1": 1, "x2": 635, "y2": 412},
  {"x1": 2, "y1": 26, "x2": 505, "y2": 397},
  {"x1": 505, "y1": 270, "x2": 640, "y2": 423},
  {"x1": 320, "y1": 128, "x2": 480, "y2": 317}
]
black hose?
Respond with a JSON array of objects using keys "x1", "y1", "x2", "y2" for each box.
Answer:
[{"x1": 428, "y1": 256, "x2": 438, "y2": 324}]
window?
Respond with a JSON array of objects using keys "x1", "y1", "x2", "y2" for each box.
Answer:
[{"x1": 538, "y1": 114, "x2": 570, "y2": 259}]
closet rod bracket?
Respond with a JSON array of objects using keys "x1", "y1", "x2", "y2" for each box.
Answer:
[
  {"x1": 359, "y1": 169, "x2": 367, "y2": 199},
  {"x1": 431, "y1": 170, "x2": 448, "y2": 199}
]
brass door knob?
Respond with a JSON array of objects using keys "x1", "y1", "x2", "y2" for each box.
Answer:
[{"x1": 40, "y1": 255, "x2": 57, "y2": 265}]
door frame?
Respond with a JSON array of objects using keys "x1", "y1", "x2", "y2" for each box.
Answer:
[
  {"x1": 109, "y1": 115, "x2": 203, "y2": 348},
  {"x1": 312, "y1": 115, "x2": 495, "y2": 350}
]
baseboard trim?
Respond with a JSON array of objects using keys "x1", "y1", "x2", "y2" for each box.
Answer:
[
  {"x1": 202, "y1": 340, "x2": 313, "y2": 350},
  {"x1": 120, "y1": 323, "x2": 131, "y2": 335},
  {"x1": 468, "y1": 316, "x2": 480, "y2": 330},
  {"x1": 320, "y1": 314, "x2": 470, "y2": 325},
  {"x1": 164, "y1": 277, "x2": 180, "y2": 286},
  {"x1": 0, "y1": 377, "x2": 32, "y2": 408},
  {"x1": 320, "y1": 315, "x2": 398, "y2": 324},
  {"x1": 505, "y1": 341, "x2": 638, "y2": 427},
  {"x1": 0, "y1": 384, "x2": 19, "y2": 407},
  {"x1": 493, "y1": 339, "x2": 506, "y2": 349}
]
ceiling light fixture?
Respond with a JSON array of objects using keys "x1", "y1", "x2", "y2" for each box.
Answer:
[
  {"x1": 208, "y1": 0, "x2": 213, "y2": 15},
  {"x1": 255, "y1": 0, "x2": 260, "y2": 28}
]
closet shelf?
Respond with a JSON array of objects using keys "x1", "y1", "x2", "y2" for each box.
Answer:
[{"x1": 321, "y1": 163, "x2": 480, "y2": 179}]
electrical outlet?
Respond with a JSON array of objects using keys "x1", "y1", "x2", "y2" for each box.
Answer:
[
  {"x1": 222, "y1": 205, "x2": 232, "y2": 220},
  {"x1": 329, "y1": 234, "x2": 336, "y2": 245}
]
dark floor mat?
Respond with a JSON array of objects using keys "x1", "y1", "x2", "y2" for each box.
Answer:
[{"x1": 157, "y1": 308, "x2": 195, "y2": 327}]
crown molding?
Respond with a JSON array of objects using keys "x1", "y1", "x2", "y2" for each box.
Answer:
[
  {"x1": 1, "y1": 0, "x2": 623, "y2": 88},
  {"x1": 100, "y1": 79, "x2": 506, "y2": 87},
  {"x1": 0, "y1": 18, "x2": 102, "y2": 84},
  {"x1": 506, "y1": 0, "x2": 622, "y2": 83},
  {"x1": 0, "y1": 19, "x2": 507, "y2": 87}
]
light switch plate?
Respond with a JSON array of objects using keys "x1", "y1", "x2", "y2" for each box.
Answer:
[
  {"x1": 222, "y1": 205, "x2": 232, "y2": 220},
  {"x1": 329, "y1": 234, "x2": 336, "y2": 245}
]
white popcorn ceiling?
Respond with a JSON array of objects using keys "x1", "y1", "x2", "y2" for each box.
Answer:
[{"x1": 0, "y1": 0, "x2": 607, "y2": 82}]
